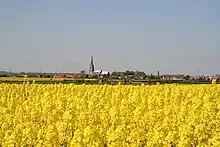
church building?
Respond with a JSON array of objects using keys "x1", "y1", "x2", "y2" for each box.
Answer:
[{"x1": 89, "y1": 56, "x2": 110, "y2": 78}]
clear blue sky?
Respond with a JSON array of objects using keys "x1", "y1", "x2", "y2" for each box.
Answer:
[{"x1": 0, "y1": 0, "x2": 219, "y2": 75}]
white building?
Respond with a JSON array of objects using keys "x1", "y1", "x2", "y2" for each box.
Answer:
[{"x1": 93, "y1": 70, "x2": 110, "y2": 78}]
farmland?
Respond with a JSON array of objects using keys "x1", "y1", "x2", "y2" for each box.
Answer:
[
  {"x1": 0, "y1": 84, "x2": 220, "y2": 146},
  {"x1": 0, "y1": 77, "x2": 96, "y2": 81},
  {"x1": 0, "y1": 77, "x2": 219, "y2": 85},
  {"x1": 0, "y1": 77, "x2": 62, "y2": 81},
  {"x1": 0, "y1": 77, "x2": 97, "y2": 84}
]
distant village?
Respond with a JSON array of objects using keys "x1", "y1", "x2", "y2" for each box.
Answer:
[{"x1": 0, "y1": 56, "x2": 220, "y2": 82}]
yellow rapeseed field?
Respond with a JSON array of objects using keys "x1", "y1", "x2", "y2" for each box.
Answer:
[{"x1": 0, "y1": 83, "x2": 220, "y2": 146}]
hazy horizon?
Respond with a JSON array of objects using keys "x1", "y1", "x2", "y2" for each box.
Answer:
[{"x1": 0, "y1": 0, "x2": 219, "y2": 75}]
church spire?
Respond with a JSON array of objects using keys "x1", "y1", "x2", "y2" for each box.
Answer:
[
  {"x1": 91, "y1": 56, "x2": 94, "y2": 65},
  {"x1": 89, "y1": 56, "x2": 95, "y2": 74}
]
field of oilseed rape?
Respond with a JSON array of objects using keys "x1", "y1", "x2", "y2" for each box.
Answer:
[{"x1": 0, "y1": 84, "x2": 220, "y2": 147}]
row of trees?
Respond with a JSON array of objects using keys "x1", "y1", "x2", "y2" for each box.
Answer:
[
  {"x1": 111, "y1": 70, "x2": 162, "y2": 80},
  {"x1": 110, "y1": 71, "x2": 220, "y2": 81}
]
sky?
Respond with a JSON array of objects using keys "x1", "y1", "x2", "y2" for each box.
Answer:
[{"x1": 0, "y1": 0, "x2": 219, "y2": 75}]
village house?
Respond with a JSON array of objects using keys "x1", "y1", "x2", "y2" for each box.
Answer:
[
  {"x1": 211, "y1": 75, "x2": 220, "y2": 80},
  {"x1": 92, "y1": 70, "x2": 110, "y2": 78},
  {"x1": 162, "y1": 74, "x2": 184, "y2": 80}
]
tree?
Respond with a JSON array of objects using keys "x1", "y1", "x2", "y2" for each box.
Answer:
[
  {"x1": 111, "y1": 71, "x2": 123, "y2": 77},
  {"x1": 134, "y1": 71, "x2": 146, "y2": 79},
  {"x1": 184, "y1": 75, "x2": 191, "y2": 80},
  {"x1": 149, "y1": 73, "x2": 154, "y2": 79},
  {"x1": 80, "y1": 70, "x2": 86, "y2": 74},
  {"x1": 124, "y1": 70, "x2": 135, "y2": 76},
  {"x1": 157, "y1": 71, "x2": 160, "y2": 78}
]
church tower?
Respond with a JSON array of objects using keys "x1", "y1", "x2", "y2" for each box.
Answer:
[{"x1": 89, "y1": 56, "x2": 95, "y2": 75}]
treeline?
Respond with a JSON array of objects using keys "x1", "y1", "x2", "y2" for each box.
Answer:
[
  {"x1": 111, "y1": 70, "x2": 162, "y2": 80},
  {"x1": 0, "y1": 79, "x2": 219, "y2": 85},
  {"x1": 0, "y1": 72, "x2": 54, "y2": 78}
]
